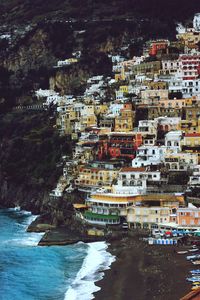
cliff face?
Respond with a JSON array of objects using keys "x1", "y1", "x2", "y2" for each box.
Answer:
[
  {"x1": 49, "y1": 67, "x2": 91, "y2": 95},
  {"x1": 0, "y1": 111, "x2": 72, "y2": 219},
  {"x1": 3, "y1": 29, "x2": 54, "y2": 73}
]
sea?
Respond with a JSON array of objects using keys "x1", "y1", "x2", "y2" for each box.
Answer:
[{"x1": 0, "y1": 208, "x2": 115, "y2": 300}]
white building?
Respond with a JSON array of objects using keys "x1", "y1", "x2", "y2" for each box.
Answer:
[
  {"x1": 164, "y1": 152, "x2": 199, "y2": 171},
  {"x1": 156, "y1": 117, "x2": 181, "y2": 132},
  {"x1": 193, "y1": 13, "x2": 200, "y2": 32},
  {"x1": 108, "y1": 103, "x2": 124, "y2": 116},
  {"x1": 165, "y1": 131, "x2": 183, "y2": 153},
  {"x1": 161, "y1": 60, "x2": 180, "y2": 76},
  {"x1": 168, "y1": 77, "x2": 183, "y2": 95},
  {"x1": 113, "y1": 167, "x2": 148, "y2": 195},
  {"x1": 188, "y1": 165, "x2": 200, "y2": 186},
  {"x1": 132, "y1": 146, "x2": 167, "y2": 167},
  {"x1": 138, "y1": 120, "x2": 158, "y2": 135}
]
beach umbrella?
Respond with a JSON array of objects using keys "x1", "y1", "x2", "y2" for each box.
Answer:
[{"x1": 165, "y1": 231, "x2": 172, "y2": 235}]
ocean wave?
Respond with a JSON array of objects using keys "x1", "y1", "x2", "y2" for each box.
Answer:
[
  {"x1": 2, "y1": 208, "x2": 43, "y2": 247},
  {"x1": 3, "y1": 234, "x2": 44, "y2": 247},
  {"x1": 64, "y1": 241, "x2": 115, "y2": 300},
  {"x1": 7, "y1": 206, "x2": 21, "y2": 212}
]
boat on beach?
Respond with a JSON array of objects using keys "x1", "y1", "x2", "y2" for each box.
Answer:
[
  {"x1": 189, "y1": 248, "x2": 199, "y2": 252},
  {"x1": 192, "y1": 260, "x2": 200, "y2": 265},
  {"x1": 187, "y1": 255, "x2": 200, "y2": 260},
  {"x1": 190, "y1": 270, "x2": 200, "y2": 274},
  {"x1": 187, "y1": 277, "x2": 200, "y2": 282}
]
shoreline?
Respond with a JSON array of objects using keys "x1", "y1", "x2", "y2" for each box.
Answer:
[
  {"x1": 94, "y1": 237, "x2": 191, "y2": 300},
  {"x1": 0, "y1": 207, "x2": 195, "y2": 299}
]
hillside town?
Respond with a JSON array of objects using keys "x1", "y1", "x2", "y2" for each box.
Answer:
[{"x1": 35, "y1": 14, "x2": 200, "y2": 240}]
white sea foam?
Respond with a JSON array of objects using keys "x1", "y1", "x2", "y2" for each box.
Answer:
[
  {"x1": 64, "y1": 241, "x2": 115, "y2": 300},
  {"x1": 8, "y1": 206, "x2": 21, "y2": 211},
  {"x1": 11, "y1": 233, "x2": 43, "y2": 247},
  {"x1": 9, "y1": 209, "x2": 43, "y2": 247}
]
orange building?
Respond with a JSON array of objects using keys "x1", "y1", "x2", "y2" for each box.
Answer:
[{"x1": 177, "y1": 207, "x2": 200, "y2": 227}]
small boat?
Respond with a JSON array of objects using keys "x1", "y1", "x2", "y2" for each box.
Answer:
[
  {"x1": 192, "y1": 286, "x2": 200, "y2": 290},
  {"x1": 189, "y1": 248, "x2": 199, "y2": 252},
  {"x1": 192, "y1": 260, "x2": 200, "y2": 265},
  {"x1": 187, "y1": 277, "x2": 200, "y2": 282},
  {"x1": 177, "y1": 251, "x2": 188, "y2": 254},
  {"x1": 187, "y1": 255, "x2": 200, "y2": 260},
  {"x1": 190, "y1": 270, "x2": 200, "y2": 273}
]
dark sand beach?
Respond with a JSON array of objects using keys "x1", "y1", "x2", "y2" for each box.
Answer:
[{"x1": 94, "y1": 237, "x2": 192, "y2": 300}]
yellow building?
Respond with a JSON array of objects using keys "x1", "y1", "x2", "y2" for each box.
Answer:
[
  {"x1": 83, "y1": 192, "x2": 184, "y2": 226},
  {"x1": 81, "y1": 115, "x2": 97, "y2": 128},
  {"x1": 115, "y1": 105, "x2": 134, "y2": 132},
  {"x1": 146, "y1": 81, "x2": 168, "y2": 90},
  {"x1": 75, "y1": 162, "x2": 121, "y2": 192},
  {"x1": 178, "y1": 119, "x2": 200, "y2": 134},
  {"x1": 164, "y1": 152, "x2": 199, "y2": 170},
  {"x1": 181, "y1": 133, "x2": 200, "y2": 149},
  {"x1": 179, "y1": 106, "x2": 200, "y2": 133},
  {"x1": 177, "y1": 31, "x2": 200, "y2": 49},
  {"x1": 141, "y1": 89, "x2": 169, "y2": 100},
  {"x1": 56, "y1": 106, "x2": 79, "y2": 135},
  {"x1": 127, "y1": 206, "x2": 172, "y2": 229},
  {"x1": 94, "y1": 104, "x2": 108, "y2": 115},
  {"x1": 119, "y1": 85, "x2": 129, "y2": 94},
  {"x1": 81, "y1": 105, "x2": 97, "y2": 128},
  {"x1": 114, "y1": 66, "x2": 126, "y2": 82}
]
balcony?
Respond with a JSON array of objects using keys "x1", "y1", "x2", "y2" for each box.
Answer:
[{"x1": 83, "y1": 211, "x2": 120, "y2": 225}]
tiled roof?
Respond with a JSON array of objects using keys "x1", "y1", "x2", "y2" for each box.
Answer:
[
  {"x1": 185, "y1": 133, "x2": 200, "y2": 137},
  {"x1": 120, "y1": 167, "x2": 147, "y2": 172}
]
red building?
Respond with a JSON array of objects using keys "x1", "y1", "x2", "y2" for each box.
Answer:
[
  {"x1": 98, "y1": 132, "x2": 143, "y2": 160},
  {"x1": 149, "y1": 40, "x2": 169, "y2": 56},
  {"x1": 180, "y1": 54, "x2": 200, "y2": 80}
]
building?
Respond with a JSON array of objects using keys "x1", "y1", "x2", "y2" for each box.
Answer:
[
  {"x1": 113, "y1": 167, "x2": 148, "y2": 195},
  {"x1": 101, "y1": 132, "x2": 143, "y2": 161},
  {"x1": 127, "y1": 206, "x2": 172, "y2": 229},
  {"x1": 165, "y1": 131, "x2": 183, "y2": 153},
  {"x1": 177, "y1": 204, "x2": 200, "y2": 227},
  {"x1": 127, "y1": 193, "x2": 185, "y2": 228},
  {"x1": 164, "y1": 152, "x2": 199, "y2": 171},
  {"x1": 84, "y1": 192, "x2": 138, "y2": 225},
  {"x1": 114, "y1": 103, "x2": 135, "y2": 132},
  {"x1": 157, "y1": 117, "x2": 181, "y2": 132},
  {"x1": 148, "y1": 40, "x2": 169, "y2": 56},
  {"x1": 132, "y1": 146, "x2": 167, "y2": 167},
  {"x1": 161, "y1": 59, "x2": 180, "y2": 75},
  {"x1": 138, "y1": 119, "x2": 158, "y2": 145},
  {"x1": 181, "y1": 133, "x2": 200, "y2": 151},
  {"x1": 131, "y1": 61, "x2": 161, "y2": 76},
  {"x1": 141, "y1": 89, "x2": 169, "y2": 101},
  {"x1": 114, "y1": 166, "x2": 162, "y2": 193},
  {"x1": 188, "y1": 165, "x2": 200, "y2": 186},
  {"x1": 194, "y1": 13, "x2": 200, "y2": 32},
  {"x1": 75, "y1": 161, "x2": 122, "y2": 192}
]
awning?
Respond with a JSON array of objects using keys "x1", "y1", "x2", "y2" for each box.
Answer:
[{"x1": 73, "y1": 204, "x2": 88, "y2": 209}]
